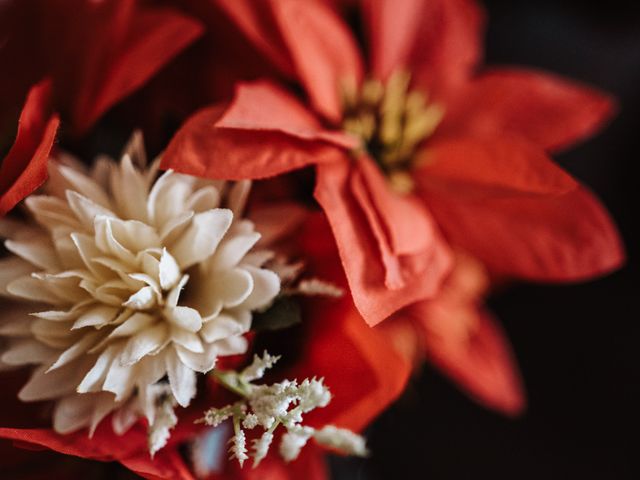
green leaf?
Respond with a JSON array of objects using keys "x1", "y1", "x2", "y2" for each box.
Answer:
[{"x1": 251, "y1": 297, "x2": 302, "y2": 332}]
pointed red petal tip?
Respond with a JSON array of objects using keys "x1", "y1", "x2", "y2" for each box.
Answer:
[
  {"x1": 417, "y1": 136, "x2": 578, "y2": 199},
  {"x1": 405, "y1": 299, "x2": 526, "y2": 417},
  {"x1": 440, "y1": 68, "x2": 617, "y2": 152},
  {"x1": 425, "y1": 185, "x2": 625, "y2": 282},
  {"x1": 0, "y1": 79, "x2": 59, "y2": 216},
  {"x1": 46, "y1": 0, "x2": 203, "y2": 135}
]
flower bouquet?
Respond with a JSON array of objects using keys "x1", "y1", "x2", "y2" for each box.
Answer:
[{"x1": 0, "y1": 0, "x2": 624, "y2": 478}]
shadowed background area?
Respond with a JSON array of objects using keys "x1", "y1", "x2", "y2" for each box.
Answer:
[{"x1": 331, "y1": 0, "x2": 639, "y2": 478}]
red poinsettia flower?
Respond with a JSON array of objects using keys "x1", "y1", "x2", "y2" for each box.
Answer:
[
  {"x1": 162, "y1": 0, "x2": 624, "y2": 328},
  {"x1": 0, "y1": 0, "x2": 203, "y2": 216}
]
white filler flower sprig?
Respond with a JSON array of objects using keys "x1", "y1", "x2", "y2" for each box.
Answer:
[{"x1": 198, "y1": 351, "x2": 369, "y2": 467}]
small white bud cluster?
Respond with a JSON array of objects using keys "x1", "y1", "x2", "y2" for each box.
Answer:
[{"x1": 199, "y1": 351, "x2": 368, "y2": 467}]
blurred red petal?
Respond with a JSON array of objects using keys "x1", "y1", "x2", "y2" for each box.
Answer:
[
  {"x1": 291, "y1": 297, "x2": 411, "y2": 432},
  {"x1": 224, "y1": 444, "x2": 328, "y2": 480},
  {"x1": 364, "y1": 0, "x2": 485, "y2": 99},
  {"x1": 440, "y1": 68, "x2": 616, "y2": 152},
  {"x1": 120, "y1": 448, "x2": 195, "y2": 480},
  {"x1": 425, "y1": 186, "x2": 625, "y2": 281},
  {"x1": 36, "y1": 0, "x2": 202, "y2": 133},
  {"x1": 412, "y1": 302, "x2": 526, "y2": 416},
  {"x1": 0, "y1": 79, "x2": 59, "y2": 216},
  {"x1": 315, "y1": 160, "x2": 452, "y2": 326},
  {"x1": 213, "y1": 0, "x2": 296, "y2": 76},
  {"x1": 417, "y1": 136, "x2": 578, "y2": 198},
  {"x1": 0, "y1": 422, "x2": 194, "y2": 480}
]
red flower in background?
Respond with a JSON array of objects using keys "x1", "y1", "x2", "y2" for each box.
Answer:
[
  {"x1": 0, "y1": 0, "x2": 202, "y2": 215},
  {"x1": 0, "y1": 81, "x2": 58, "y2": 215},
  {"x1": 162, "y1": 0, "x2": 624, "y2": 330}
]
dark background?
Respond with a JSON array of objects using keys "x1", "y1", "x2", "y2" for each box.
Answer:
[{"x1": 333, "y1": 1, "x2": 640, "y2": 478}]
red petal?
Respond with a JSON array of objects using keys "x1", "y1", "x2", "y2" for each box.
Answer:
[
  {"x1": 283, "y1": 214, "x2": 411, "y2": 431},
  {"x1": 412, "y1": 302, "x2": 525, "y2": 416},
  {"x1": 43, "y1": 0, "x2": 202, "y2": 133},
  {"x1": 439, "y1": 68, "x2": 616, "y2": 152},
  {"x1": 315, "y1": 160, "x2": 452, "y2": 326},
  {"x1": 357, "y1": 156, "x2": 438, "y2": 255},
  {"x1": 217, "y1": 0, "x2": 363, "y2": 122},
  {"x1": 0, "y1": 422, "x2": 194, "y2": 480},
  {"x1": 291, "y1": 298, "x2": 412, "y2": 432},
  {"x1": 214, "y1": 0, "x2": 297, "y2": 76},
  {"x1": 0, "y1": 79, "x2": 59, "y2": 216},
  {"x1": 120, "y1": 448, "x2": 195, "y2": 480},
  {"x1": 425, "y1": 186, "x2": 625, "y2": 281},
  {"x1": 229, "y1": 444, "x2": 328, "y2": 480},
  {"x1": 215, "y1": 81, "x2": 355, "y2": 148},
  {"x1": 269, "y1": 0, "x2": 363, "y2": 122},
  {"x1": 417, "y1": 136, "x2": 577, "y2": 198},
  {"x1": 162, "y1": 107, "x2": 344, "y2": 181},
  {"x1": 364, "y1": 0, "x2": 484, "y2": 98}
]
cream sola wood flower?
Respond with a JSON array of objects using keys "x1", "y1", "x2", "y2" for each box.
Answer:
[{"x1": 0, "y1": 135, "x2": 281, "y2": 437}]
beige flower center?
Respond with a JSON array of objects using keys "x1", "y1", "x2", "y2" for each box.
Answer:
[{"x1": 342, "y1": 71, "x2": 443, "y2": 193}]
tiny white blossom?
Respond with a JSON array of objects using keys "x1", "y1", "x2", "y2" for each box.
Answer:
[
  {"x1": 252, "y1": 430, "x2": 274, "y2": 467},
  {"x1": 229, "y1": 429, "x2": 249, "y2": 467},
  {"x1": 241, "y1": 351, "x2": 281, "y2": 382},
  {"x1": 199, "y1": 351, "x2": 367, "y2": 467},
  {"x1": 242, "y1": 413, "x2": 259, "y2": 429},
  {"x1": 200, "y1": 405, "x2": 236, "y2": 428},
  {"x1": 279, "y1": 426, "x2": 314, "y2": 463},
  {"x1": 297, "y1": 377, "x2": 332, "y2": 412},
  {"x1": 314, "y1": 425, "x2": 369, "y2": 457},
  {"x1": 296, "y1": 278, "x2": 344, "y2": 298}
]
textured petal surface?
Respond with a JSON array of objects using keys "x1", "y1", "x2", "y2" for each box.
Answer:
[
  {"x1": 424, "y1": 186, "x2": 625, "y2": 281},
  {"x1": 315, "y1": 161, "x2": 452, "y2": 325},
  {"x1": 162, "y1": 99, "x2": 348, "y2": 181},
  {"x1": 439, "y1": 68, "x2": 616, "y2": 152},
  {"x1": 364, "y1": 0, "x2": 484, "y2": 99},
  {"x1": 217, "y1": 0, "x2": 363, "y2": 122},
  {"x1": 417, "y1": 136, "x2": 578, "y2": 198}
]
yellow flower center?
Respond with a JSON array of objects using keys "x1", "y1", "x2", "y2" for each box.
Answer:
[{"x1": 342, "y1": 71, "x2": 443, "y2": 193}]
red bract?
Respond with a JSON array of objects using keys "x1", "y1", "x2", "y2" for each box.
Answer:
[
  {"x1": 0, "y1": 80, "x2": 58, "y2": 216},
  {"x1": 381, "y1": 252, "x2": 525, "y2": 415},
  {"x1": 162, "y1": 0, "x2": 624, "y2": 328},
  {"x1": 0, "y1": 0, "x2": 203, "y2": 216},
  {"x1": 0, "y1": 0, "x2": 203, "y2": 136}
]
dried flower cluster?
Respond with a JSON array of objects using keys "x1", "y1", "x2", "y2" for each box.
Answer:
[{"x1": 199, "y1": 352, "x2": 368, "y2": 467}]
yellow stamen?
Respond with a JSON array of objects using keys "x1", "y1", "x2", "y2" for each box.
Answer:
[{"x1": 342, "y1": 71, "x2": 443, "y2": 194}]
